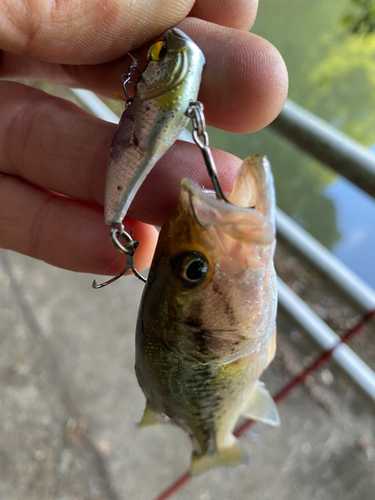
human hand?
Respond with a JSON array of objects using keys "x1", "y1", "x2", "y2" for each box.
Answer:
[{"x1": 0, "y1": 0, "x2": 288, "y2": 276}]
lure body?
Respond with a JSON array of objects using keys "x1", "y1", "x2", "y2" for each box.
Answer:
[
  {"x1": 104, "y1": 28, "x2": 205, "y2": 226},
  {"x1": 135, "y1": 156, "x2": 279, "y2": 475}
]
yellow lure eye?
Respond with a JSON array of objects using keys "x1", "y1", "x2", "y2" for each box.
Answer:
[{"x1": 149, "y1": 41, "x2": 167, "y2": 62}]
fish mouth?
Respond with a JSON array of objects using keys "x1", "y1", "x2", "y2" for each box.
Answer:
[
  {"x1": 179, "y1": 156, "x2": 275, "y2": 245},
  {"x1": 180, "y1": 179, "x2": 273, "y2": 246}
]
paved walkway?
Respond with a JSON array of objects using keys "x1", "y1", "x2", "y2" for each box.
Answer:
[{"x1": 0, "y1": 248, "x2": 374, "y2": 499}]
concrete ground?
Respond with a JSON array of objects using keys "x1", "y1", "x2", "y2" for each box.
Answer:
[{"x1": 1, "y1": 244, "x2": 375, "y2": 500}]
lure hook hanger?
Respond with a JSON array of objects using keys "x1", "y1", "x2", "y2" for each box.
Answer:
[
  {"x1": 92, "y1": 224, "x2": 146, "y2": 289},
  {"x1": 121, "y1": 53, "x2": 142, "y2": 108},
  {"x1": 186, "y1": 102, "x2": 231, "y2": 204}
]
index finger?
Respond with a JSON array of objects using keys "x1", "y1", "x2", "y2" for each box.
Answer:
[
  {"x1": 0, "y1": 0, "x2": 195, "y2": 64},
  {"x1": 0, "y1": 0, "x2": 257, "y2": 65}
]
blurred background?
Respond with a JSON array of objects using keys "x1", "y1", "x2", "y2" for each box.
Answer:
[{"x1": 209, "y1": 0, "x2": 375, "y2": 289}]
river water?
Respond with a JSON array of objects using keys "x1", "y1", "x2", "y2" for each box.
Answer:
[{"x1": 209, "y1": 0, "x2": 375, "y2": 289}]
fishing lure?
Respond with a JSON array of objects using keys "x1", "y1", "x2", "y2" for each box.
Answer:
[
  {"x1": 94, "y1": 28, "x2": 206, "y2": 288},
  {"x1": 105, "y1": 28, "x2": 205, "y2": 225}
]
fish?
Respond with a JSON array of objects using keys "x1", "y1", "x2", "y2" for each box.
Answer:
[
  {"x1": 135, "y1": 155, "x2": 279, "y2": 475},
  {"x1": 104, "y1": 28, "x2": 205, "y2": 226}
]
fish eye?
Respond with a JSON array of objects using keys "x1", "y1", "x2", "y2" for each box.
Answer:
[
  {"x1": 149, "y1": 41, "x2": 168, "y2": 62},
  {"x1": 171, "y1": 251, "x2": 209, "y2": 289}
]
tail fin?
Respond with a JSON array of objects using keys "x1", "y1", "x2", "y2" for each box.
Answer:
[{"x1": 190, "y1": 441, "x2": 248, "y2": 476}]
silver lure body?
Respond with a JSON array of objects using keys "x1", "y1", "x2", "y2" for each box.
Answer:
[{"x1": 104, "y1": 28, "x2": 205, "y2": 226}]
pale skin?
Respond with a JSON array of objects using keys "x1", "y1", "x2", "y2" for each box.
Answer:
[{"x1": 0, "y1": 0, "x2": 288, "y2": 276}]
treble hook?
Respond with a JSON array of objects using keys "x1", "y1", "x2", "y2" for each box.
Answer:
[{"x1": 92, "y1": 224, "x2": 146, "y2": 289}]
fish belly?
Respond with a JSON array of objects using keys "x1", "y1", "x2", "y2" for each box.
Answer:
[{"x1": 135, "y1": 332, "x2": 258, "y2": 462}]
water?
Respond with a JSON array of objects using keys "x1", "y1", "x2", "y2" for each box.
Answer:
[
  {"x1": 208, "y1": 0, "x2": 375, "y2": 289},
  {"x1": 325, "y1": 178, "x2": 375, "y2": 287}
]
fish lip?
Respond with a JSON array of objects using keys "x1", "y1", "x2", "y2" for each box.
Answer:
[
  {"x1": 181, "y1": 178, "x2": 215, "y2": 227},
  {"x1": 180, "y1": 178, "x2": 274, "y2": 245},
  {"x1": 181, "y1": 178, "x2": 245, "y2": 221},
  {"x1": 181, "y1": 178, "x2": 243, "y2": 226}
]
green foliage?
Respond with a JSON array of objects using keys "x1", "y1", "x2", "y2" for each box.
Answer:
[
  {"x1": 308, "y1": 31, "x2": 375, "y2": 145},
  {"x1": 209, "y1": 0, "x2": 375, "y2": 249},
  {"x1": 342, "y1": 0, "x2": 375, "y2": 34}
]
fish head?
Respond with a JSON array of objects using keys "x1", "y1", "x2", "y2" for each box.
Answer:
[
  {"x1": 141, "y1": 155, "x2": 277, "y2": 364},
  {"x1": 140, "y1": 29, "x2": 205, "y2": 103}
]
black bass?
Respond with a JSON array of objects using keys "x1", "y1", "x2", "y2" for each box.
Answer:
[
  {"x1": 135, "y1": 155, "x2": 279, "y2": 475},
  {"x1": 104, "y1": 28, "x2": 205, "y2": 226}
]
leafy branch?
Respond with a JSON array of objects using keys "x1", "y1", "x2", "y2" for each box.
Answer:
[{"x1": 342, "y1": 0, "x2": 375, "y2": 34}]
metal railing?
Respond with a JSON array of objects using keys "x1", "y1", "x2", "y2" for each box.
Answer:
[
  {"x1": 276, "y1": 209, "x2": 375, "y2": 313},
  {"x1": 69, "y1": 88, "x2": 375, "y2": 403},
  {"x1": 270, "y1": 99, "x2": 375, "y2": 199}
]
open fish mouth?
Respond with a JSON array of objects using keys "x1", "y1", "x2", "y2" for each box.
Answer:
[{"x1": 180, "y1": 157, "x2": 275, "y2": 246}]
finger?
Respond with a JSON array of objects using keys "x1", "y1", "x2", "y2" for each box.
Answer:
[
  {"x1": 181, "y1": 18, "x2": 288, "y2": 132},
  {"x1": 0, "y1": 82, "x2": 113, "y2": 206},
  {"x1": 0, "y1": 0, "x2": 257, "y2": 64},
  {"x1": 0, "y1": 82, "x2": 241, "y2": 227},
  {"x1": 0, "y1": 173, "x2": 158, "y2": 275},
  {"x1": 0, "y1": 0, "x2": 195, "y2": 64},
  {"x1": 1, "y1": 19, "x2": 288, "y2": 134},
  {"x1": 189, "y1": 0, "x2": 259, "y2": 31},
  {"x1": 131, "y1": 143, "x2": 243, "y2": 225}
]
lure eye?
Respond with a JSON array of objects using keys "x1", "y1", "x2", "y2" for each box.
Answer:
[
  {"x1": 171, "y1": 251, "x2": 209, "y2": 289},
  {"x1": 149, "y1": 41, "x2": 168, "y2": 62}
]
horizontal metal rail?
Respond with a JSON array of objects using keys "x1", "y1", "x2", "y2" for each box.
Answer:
[
  {"x1": 270, "y1": 99, "x2": 375, "y2": 199},
  {"x1": 276, "y1": 209, "x2": 375, "y2": 313},
  {"x1": 278, "y1": 278, "x2": 375, "y2": 402}
]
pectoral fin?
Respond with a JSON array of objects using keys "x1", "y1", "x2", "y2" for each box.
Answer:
[
  {"x1": 241, "y1": 381, "x2": 280, "y2": 427},
  {"x1": 138, "y1": 402, "x2": 167, "y2": 427},
  {"x1": 265, "y1": 329, "x2": 277, "y2": 368},
  {"x1": 190, "y1": 440, "x2": 248, "y2": 476}
]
